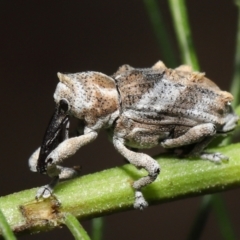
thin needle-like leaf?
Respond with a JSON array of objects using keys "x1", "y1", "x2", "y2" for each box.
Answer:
[
  {"x1": 168, "y1": 0, "x2": 237, "y2": 238},
  {"x1": 0, "y1": 209, "x2": 16, "y2": 240},
  {"x1": 168, "y1": 0, "x2": 199, "y2": 70},
  {"x1": 231, "y1": 0, "x2": 240, "y2": 109},
  {"x1": 143, "y1": 0, "x2": 178, "y2": 67},
  {"x1": 187, "y1": 195, "x2": 212, "y2": 240},
  {"x1": 64, "y1": 213, "x2": 91, "y2": 240},
  {"x1": 91, "y1": 217, "x2": 104, "y2": 240}
]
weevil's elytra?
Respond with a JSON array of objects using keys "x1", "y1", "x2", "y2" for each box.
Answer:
[{"x1": 29, "y1": 61, "x2": 239, "y2": 210}]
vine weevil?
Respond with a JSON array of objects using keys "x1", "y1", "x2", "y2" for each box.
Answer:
[{"x1": 29, "y1": 61, "x2": 239, "y2": 209}]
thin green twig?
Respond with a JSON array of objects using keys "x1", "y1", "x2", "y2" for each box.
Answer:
[
  {"x1": 211, "y1": 195, "x2": 236, "y2": 240},
  {"x1": 143, "y1": 0, "x2": 178, "y2": 67},
  {"x1": 168, "y1": 0, "x2": 236, "y2": 239},
  {"x1": 91, "y1": 217, "x2": 104, "y2": 240},
  {"x1": 168, "y1": 0, "x2": 199, "y2": 70},
  {"x1": 231, "y1": 0, "x2": 240, "y2": 109},
  {"x1": 187, "y1": 195, "x2": 212, "y2": 240},
  {"x1": 1, "y1": 143, "x2": 240, "y2": 236},
  {"x1": 0, "y1": 209, "x2": 16, "y2": 240},
  {"x1": 64, "y1": 213, "x2": 91, "y2": 240}
]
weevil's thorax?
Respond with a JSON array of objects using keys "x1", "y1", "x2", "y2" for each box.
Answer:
[{"x1": 55, "y1": 72, "x2": 119, "y2": 129}]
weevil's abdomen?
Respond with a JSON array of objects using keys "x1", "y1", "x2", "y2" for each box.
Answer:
[{"x1": 115, "y1": 66, "x2": 236, "y2": 130}]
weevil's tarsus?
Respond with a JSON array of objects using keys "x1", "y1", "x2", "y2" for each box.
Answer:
[
  {"x1": 199, "y1": 152, "x2": 229, "y2": 163},
  {"x1": 36, "y1": 176, "x2": 59, "y2": 199}
]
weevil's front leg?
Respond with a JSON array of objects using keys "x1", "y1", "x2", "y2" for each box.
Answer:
[
  {"x1": 35, "y1": 165, "x2": 80, "y2": 198},
  {"x1": 36, "y1": 176, "x2": 59, "y2": 199},
  {"x1": 37, "y1": 129, "x2": 98, "y2": 198},
  {"x1": 113, "y1": 137, "x2": 160, "y2": 210},
  {"x1": 46, "y1": 130, "x2": 97, "y2": 168},
  {"x1": 29, "y1": 147, "x2": 40, "y2": 172},
  {"x1": 29, "y1": 120, "x2": 71, "y2": 173}
]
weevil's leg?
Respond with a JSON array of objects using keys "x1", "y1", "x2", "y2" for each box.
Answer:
[
  {"x1": 162, "y1": 123, "x2": 228, "y2": 162},
  {"x1": 29, "y1": 120, "x2": 70, "y2": 173},
  {"x1": 36, "y1": 176, "x2": 59, "y2": 199},
  {"x1": 161, "y1": 123, "x2": 216, "y2": 148},
  {"x1": 29, "y1": 147, "x2": 40, "y2": 172},
  {"x1": 113, "y1": 137, "x2": 160, "y2": 210},
  {"x1": 46, "y1": 129, "x2": 97, "y2": 166},
  {"x1": 58, "y1": 166, "x2": 80, "y2": 180},
  {"x1": 36, "y1": 165, "x2": 80, "y2": 199},
  {"x1": 199, "y1": 152, "x2": 228, "y2": 162},
  {"x1": 186, "y1": 136, "x2": 228, "y2": 162},
  {"x1": 36, "y1": 129, "x2": 98, "y2": 199}
]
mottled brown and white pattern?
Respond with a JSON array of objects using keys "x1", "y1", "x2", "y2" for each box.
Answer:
[{"x1": 29, "y1": 61, "x2": 239, "y2": 210}]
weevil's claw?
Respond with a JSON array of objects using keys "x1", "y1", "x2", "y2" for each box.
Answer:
[
  {"x1": 133, "y1": 191, "x2": 148, "y2": 210},
  {"x1": 36, "y1": 176, "x2": 59, "y2": 200},
  {"x1": 36, "y1": 185, "x2": 53, "y2": 199},
  {"x1": 200, "y1": 152, "x2": 229, "y2": 163}
]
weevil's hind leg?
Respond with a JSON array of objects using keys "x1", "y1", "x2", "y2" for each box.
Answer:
[
  {"x1": 161, "y1": 123, "x2": 217, "y2": 149},
  {"x1": 186, "y1": 136, "x2": 228, "y2": 163},
  {"x1": 199, "y1": 152, "x2": 228, "y2": 163},
  {"x1": 163, "y1": 124, "x2": 229, "y2": 163},
  {"x1": 113, "y1": 137, "x2": 160, "y2": 210}
]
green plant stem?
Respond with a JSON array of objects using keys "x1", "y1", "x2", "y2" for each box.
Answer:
[
  {"x1": 168, "y1": 0, "x2": 238, "y2": 238},
  {"x1": 64, "y1": 213, "x2": 91, "y2": 240},
  {"x1": 187, "y1": 195, "x2": 212, "y2": 240},
  {"x1": 211, "y1": 195, "x2": 236, "y2": 240},
  {"x1": 0, "y1": 209, "x2": 16, "y2": 240},
  {"x1": 143, "y1": 0, "x2": 178, "y2": 67},
  {"x1": 187, "y1": 194, "x2": 237, "y2": 240},
  {"x1": 91, "y1": 217, "x2": 104, "y2": 240},
  {"x1": 168, "y1": 0, "x2": 199, "y2": 70},
  {"x1": 231, "y1": 0, "x2": 240, "y2": 109},
  {"x1": 0, "y1": 144, "x2": 240, "y2": 236}
]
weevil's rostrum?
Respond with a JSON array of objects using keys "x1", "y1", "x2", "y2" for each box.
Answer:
[{"x1": 29, "y1": 61, "x2": 239, "y2": 210}]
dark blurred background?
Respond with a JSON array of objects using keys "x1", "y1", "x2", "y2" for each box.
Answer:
[{"x1": 0, "y1": 0, "x2": 240, "y2": 239}]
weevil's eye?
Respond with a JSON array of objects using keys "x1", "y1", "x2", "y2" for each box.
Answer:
[{"x1": 59, "y1": 99, "x2": 69, "y2": 113}]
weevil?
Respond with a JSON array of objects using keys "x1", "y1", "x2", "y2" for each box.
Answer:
[{"x1": 29, "y1": 61, "x2": 239, "y2": 210}]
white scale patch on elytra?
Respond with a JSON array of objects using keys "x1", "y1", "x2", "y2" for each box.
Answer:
[{"x1": 135, "y1": 78, "x2": 186, "y2": 112}]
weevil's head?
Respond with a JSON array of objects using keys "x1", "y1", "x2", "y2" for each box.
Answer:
[
  {"x1": 36, "y1": 72, "x2": 88, "y2": 173},
  {"x1": 53, "y1": 72, "x2": 90, "y2": 120},
  {"x1": 36, "y1": 72, "x2": 118, "y2": 174},
  {"x1": 54, "y1": 72, "x2": 117, "y2": 120}
]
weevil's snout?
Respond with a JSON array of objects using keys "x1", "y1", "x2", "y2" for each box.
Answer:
[{"x1": 36, "y1": 99, "x2": 70, "y2": 174}]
